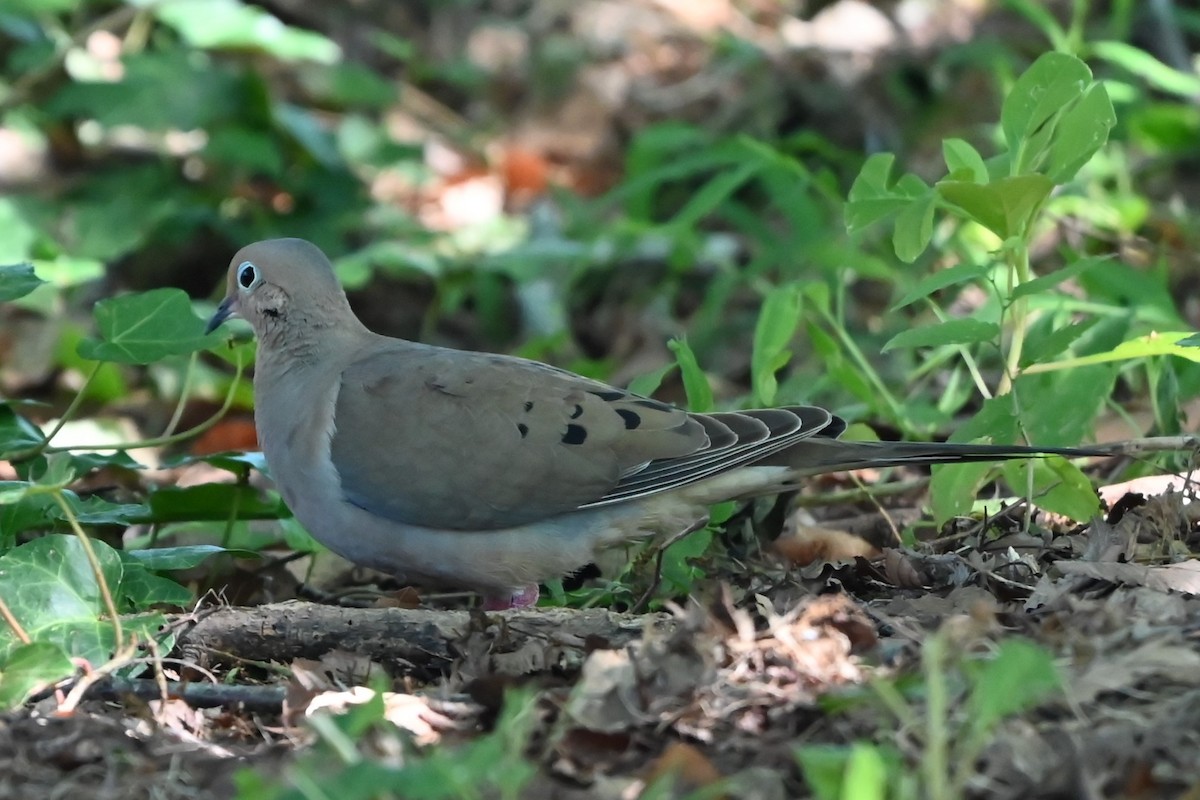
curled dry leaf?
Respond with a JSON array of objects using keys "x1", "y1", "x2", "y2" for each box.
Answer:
[
  {"x1": 772, "y1": 524, "x2": 879, "y2": 567},
  {"x1": 878, "y1": 547, "x2": 925, "y2": 589}
]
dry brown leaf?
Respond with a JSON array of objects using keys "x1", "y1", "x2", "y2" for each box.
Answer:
[
  {"x1": 643, "y1": 741, "x2": 723, "y2": 795},
  {"x1": 1069, "y1": 638, "x2": 1200, "y2": 705},
  {"x1": 878, "y1": 547, "x2": 925, "y2": 588},
  {"x1": 563, "y1": 649, "x2": 640, "y2": 734},
  {"x1": 772, "y1": 525, "x2": 879, "y2": 567},
  {"x1": 1054, "y1": 559, "x2": 1200, "y2": 595}
]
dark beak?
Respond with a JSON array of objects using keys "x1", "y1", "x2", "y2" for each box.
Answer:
[{"x1": 206, "y1": 296, "x2": 235, "y2": 334}]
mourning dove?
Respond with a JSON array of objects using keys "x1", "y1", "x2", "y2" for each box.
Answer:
[{"x1": 207, "y1": 238, "x2": 1105, "y2": 609}]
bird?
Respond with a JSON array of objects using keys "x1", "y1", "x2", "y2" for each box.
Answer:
[{"x1": 207, "y1": 238, "x2": 1107, "y2": 610}]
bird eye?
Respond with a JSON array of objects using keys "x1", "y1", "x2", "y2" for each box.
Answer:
[{"x1": 237, "y1": 262, "x2": 257, "y2": 289}]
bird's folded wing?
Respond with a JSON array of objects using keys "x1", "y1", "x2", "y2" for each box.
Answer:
[{"x1": 329, "y1": 343, "x2": 707, "y2": 530}]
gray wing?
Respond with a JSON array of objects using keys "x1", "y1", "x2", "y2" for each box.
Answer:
[{"x1": 330, "y1": 341, "x2": 845, "y2": 530}]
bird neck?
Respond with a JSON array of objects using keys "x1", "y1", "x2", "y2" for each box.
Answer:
[{"x1": 257, "y1": 309, "x2": 369, "y2": 371}]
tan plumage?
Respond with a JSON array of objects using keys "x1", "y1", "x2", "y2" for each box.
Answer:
[{"x1": 207, "y1": 238, "x2": 1105, "y2": 608}]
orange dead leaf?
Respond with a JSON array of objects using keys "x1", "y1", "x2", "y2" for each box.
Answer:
[
  {"x1": 644, "y1": 741, "x2": 723, "y2": 795},
  {"x1": 773, "y1": 525, "x2": 879, "y2": 567}
]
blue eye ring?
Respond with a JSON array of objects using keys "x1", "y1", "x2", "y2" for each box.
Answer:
[{"x1": 237, "y1": 261, "x2": 257, "y2": 289}]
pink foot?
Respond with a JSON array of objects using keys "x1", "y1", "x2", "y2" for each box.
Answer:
[{"x1": 481, "y1": 584, "x2": 540, "y2": 610}]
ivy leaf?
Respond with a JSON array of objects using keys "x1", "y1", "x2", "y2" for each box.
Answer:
[{"x1": 77, "y1": 289, "x2": 223, "y2": 364}]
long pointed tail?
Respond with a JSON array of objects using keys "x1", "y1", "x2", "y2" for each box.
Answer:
[{"x1": 764, "y1": 437, "x2": 1112, "y2": 477}]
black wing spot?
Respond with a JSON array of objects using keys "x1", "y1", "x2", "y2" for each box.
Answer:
[
  {"x1": 616, "y1": 409, "x2": 641, "y2": 429},
  {"x1": 562, "y1": 424, "x2": 588, "y2": 445},
  {"x1": 632, "y1": 398, "x2": 674, "y2": 412},
  {"x1": 588, "y1": 389, "x2": 625, "y2": 401},
  {"x1": 517, "y1": 423, "x2": 529, "y2": 438},
  {"x1": 426, "y1": 378, "x2": 461, "y2": 396},
  {"x1": 569, "y1": 404, "x2": 583, "y2": 419},
  {"x1": 524, "y1": 401, "x2": 534, "y2": 412}
]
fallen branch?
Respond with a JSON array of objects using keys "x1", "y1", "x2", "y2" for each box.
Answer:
[{"x1": 171, "y1": 601, "x2": 672, "y2": 678}]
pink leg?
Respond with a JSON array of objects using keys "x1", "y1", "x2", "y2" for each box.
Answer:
[{"x1": 481, "y1": 584, "x2": 540, "y2": 610}]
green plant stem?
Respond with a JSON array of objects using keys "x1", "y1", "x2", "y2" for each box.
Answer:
[
  {"x1": 29, "y1": 361, "x2": 102, "y2": 456},
  {"x1": 925, "y1": 299, "x2": 993, "y2": 400},
  {"x1": 220, "y1": 477, "x2": 243, "y2": 549},
  {"x1": 870, "y1": 677, "x2": 918, "y2": 730},
  {"x1": 43, "y1": 348, "x2": 245, "y2": 454},
  {"x1": 997, "y1": 247, "x2": 1032, "y2": 396},
  {"x1": 50, "y1": 491, "x2": 123, "y2": 650},
  {"x1": 160, "y1": 352, "x2": 199, "y2": 439},
  {"x1": 812, "y1": 304, "x2": 906, "y2": 426},
  {"x1": 921, "y1": 634, "x2": 952, "y2": 800}
]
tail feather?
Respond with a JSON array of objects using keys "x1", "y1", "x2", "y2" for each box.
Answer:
[{"x1": 765, "y1": 437, "x2": 1112, "y2": 477}]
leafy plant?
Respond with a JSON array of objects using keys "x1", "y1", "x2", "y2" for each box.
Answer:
[
  {"x1": 0, "y1": 268, "x2": 267, "y2": 706},
  {"x1": 839, "y1": 50, "x2": 1195, "y2": 523},
  {"x1": 234, "y1": 690, "x2": 540, "y2": 800},
  {"x1": 796, "y1": 635, "x2": 1061, "y2": 800}
]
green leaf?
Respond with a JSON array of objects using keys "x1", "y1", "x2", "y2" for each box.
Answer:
[
  {"x1": 1004, "y1": 0, "x2": 1068, "y2": 49},
  {"x1": 659, "y1": 527, "x2": 711, "y2": 595},
  {"x1": 1045, "y1": 83, "x2": 1116, "y2": 183},
  {"x1": 967, "y1": 639, "x2": 1060, "y2": 733},
  {"x1": 795, "y1": 745, "x2": 850, "y2": 800},
  {"x1": 845, "y1": 154, "x2": 929, "y2": 233},
  {"x1": 160, "y1": 451, "x2": 269, "y2": 476},
  {"x1": 275, "y1": 103, "x2": 344, "y2": 169},
  {"x1": 1013, "y1": 367, "x2": 1116, "y2": 449},
  {"x1": 892, "y1": 192, "x2": 937, "y2": 263},
  {"x1": 126, "y1": 544, "x2": 251, "y2": 571},
  {"x1": 0, "y1": 405, "x2": 44, "y2": 458},
  {"x1": 0, "y1": 263, "x2": 45, "y2": 302},
  {"x1": 882, "y1": 319, "x2": 1000, "y2": 352},
  {"x1": 751, "y1": 285, "x2": 803, "y2": 406},
  {"x1": 46, "y1": 52, "x2": 240, "y2": 132},
  {"x1": 929, "y1": 395, "x2": 1020, "y2": 525},
  {"x1": 669, "y1": 162, "x2": 759, "y2": 231},
  {"x1": 204, "y1": 127, "x2": 285, "y2": 176},
  {"x1": 0, "y1": 199, "x2": 38, "y2": 263},
  {"x1": 154, "y1": 0, "x2": 341, "y2": 63},
  {"x1": 77, "y1": 289, "x2": 222, "y2": 364},
  {"x1": 942, "y1": 139, "x2": 989, "y2": 183},
  {"x1": 937, "y1": 174, "x2": 1054, "y2": 239},
  {"x1": 1030, "y1": 331, "x2": 1200, "y2": 371},
  {"x1": 0, "y1": 535, "x2": 124, "y2": 664},
  {"x1": 70, "y1": 496, "x2": 153, "y2": 527},
  {"x1": 1090, "y1": 40, "x2": 1200, "y2": 99},
  {"x1": 626, "y1": 363, "x2": 677, "y2": 399},
  {"x1": 667, "y1": 338, "x2": 713, "y2": 412},
  {"x1": 148, "y1": 485, "x2": 289, "y2": 523},
  {"x1": 930, "y1": 461, "x2": 994, "y2": 525},
  {"x1": 1021, "y1": 318, "x2": 1099, "y2": 364},
  {"x1": 890, "y1": 263, "x2": 989, "y2": 311},
  {"x1": 118, "y1": 562, "x2": 194, "y2": 610},
  {"x1": 1001, "y1": 457, "x2": 1101, "y2": 521},
  {"x1": 1011, "y1": 256, "x2": 1107, "y2": 301},
  {"x1": 1001, "y1": 52, "x2": 1091, "y2": 155},
  {"x1": 841, "y1": 743, "x2": 889, "y2": 800},
  {"x1": 0, "y1": 642, "x2": 74, "y2": 709}
]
